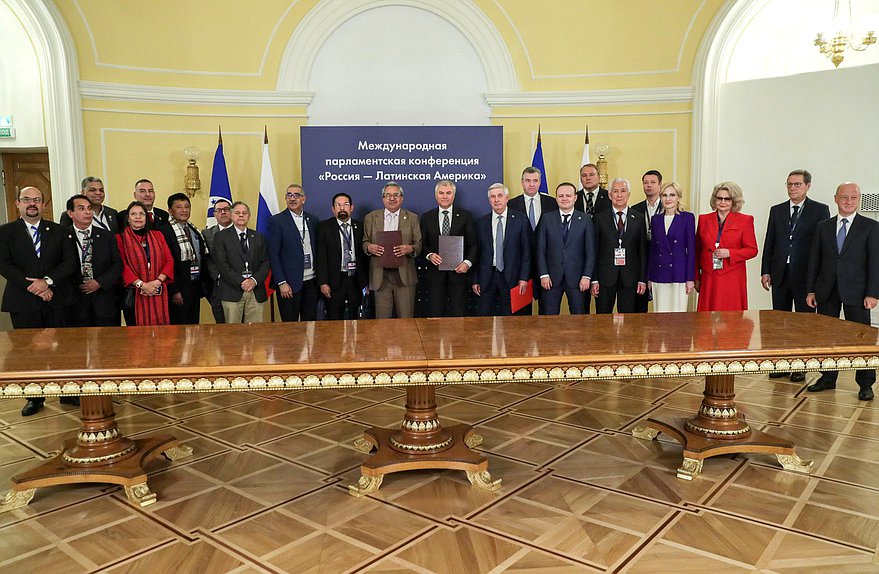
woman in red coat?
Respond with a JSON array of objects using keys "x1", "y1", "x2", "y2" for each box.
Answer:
[
  {"x1": 695, "y1": 182, "x2": 758, "y2": 311},
  {"x1": 117, "y1": 201, "x2": 174, "y2": 325}
]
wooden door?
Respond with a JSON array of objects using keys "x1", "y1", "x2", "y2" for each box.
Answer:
[{"x1": 2, "y1": 152, "x2": 52, "y2": 223}]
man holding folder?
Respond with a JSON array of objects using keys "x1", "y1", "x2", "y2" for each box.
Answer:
[
  {"x1": 421, "y1": 179, "x2": 478, "y2": 317},
  {"x1": 473, "y1": 183, "x2": 531, "y2": 316},
  {"x1": 363, "y1": 181, "x2": 422, "y2": 319}
]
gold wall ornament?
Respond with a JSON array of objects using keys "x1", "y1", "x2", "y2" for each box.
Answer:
[
  {"x1": 183, "y1": 146, "x2": 201, "y2": 197},
  {"x1": 814, "y1": 0, "x2": 876, "y2": 68},
  {"x1": 595, "y1": 144, "x2": 610, "y2": 187}
]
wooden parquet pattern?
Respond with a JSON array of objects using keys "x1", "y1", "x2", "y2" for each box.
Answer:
[{"x1": 1, "y1": 372, "x2": 878, "y2": 573}]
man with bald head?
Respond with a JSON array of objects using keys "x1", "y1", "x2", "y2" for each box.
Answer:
[
  {"x1": 806, "y1": 182, "x2": 879, "y2": 401},
  {"x1": 0, "y1": 186, "x2": 78, "y2": 415}
]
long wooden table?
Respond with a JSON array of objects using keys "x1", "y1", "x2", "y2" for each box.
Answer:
[{"x1": 1, "y1": 311, "x2": 877, "y2": 511}]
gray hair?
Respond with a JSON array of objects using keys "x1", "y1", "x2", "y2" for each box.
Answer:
[
  {"x1": 487, "y1": 182, "x2": 509, "y2": 197},
  {"x1": 610, "y1": 178, "x2": 631, "y2": 193}
]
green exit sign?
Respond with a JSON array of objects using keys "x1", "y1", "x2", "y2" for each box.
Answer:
[{"x1": 0, "y1": 127, "x2": 15, "y2": 138}]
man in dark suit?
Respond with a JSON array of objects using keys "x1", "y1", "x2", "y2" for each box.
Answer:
[
  {"x1": 473, "y1": 183, "x2": 531, "y2": 316},
  {"x1": 421, "y1": 179, "x2": 478, "y2": 317},
  {"x1": 363, "y1": 182, "x2": 422, "y2": 319},
  {"x1": 574, "y1": 163, "x2": 611, "y2": 216},
  {"x1": 0, "y1": 186, "x2": 77, "y2": 416},
  {"x1": 268, "y1": 184, "x2": 320, "y2": 322},
  {"x1": 806, "y1": 182, "x2": 879, "y2": 401},
  {"x1": 509, "y1": 166, "x2": 558, "y2": 315},
  {"x1": 315, "y1": 193, "x2": 368, "y2": 320},
  {"x1": 591, "y1": 178, "x2": 648, "y2": 313},
  {"x1": 59, "y1": 177, "x2": 120, "y2": 233},
  {"x1": 202, "y1": 198, "x2": 233, "y2": 323},
  {"x1": 762, "y1": 169, "x2": 831, "y2": 383},
  {"x1": 64, "y1": 194, "x2": 122, "y2": 327},
  {"x1": 212, "y1": 201, "x2": 270, "y2": 323},
  {"x1": 631, "y1": 169, "x2": 664, "y2": 313},
  {"x1": 536, "y1": 182, "x2": 596, "y2": 315},
  {"x1": 119, "y1": 179, "x2": 170, "y2": 231},
  {"x1": 159, "y1": 193, "x2": 208, "y2": 325}
]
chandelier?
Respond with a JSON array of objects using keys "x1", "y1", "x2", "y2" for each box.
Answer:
[{"x1": 814, "y1": 0, "x2": 876, "y2": 67}]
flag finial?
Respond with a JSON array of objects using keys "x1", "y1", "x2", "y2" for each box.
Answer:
[
  {"x1": 585, "y1": 124, "x2": 589, "y2": 145},
  {"x1": 218, "y1": 126, "x2": 223, "y2": 145},
  {"x1": 264, "y1": 126, "x2": 268, "y2": 145}
]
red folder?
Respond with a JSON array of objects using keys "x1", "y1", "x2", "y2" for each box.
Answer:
[{"x1": 510, "y1": 279, "x2": 533, "y2": 313}]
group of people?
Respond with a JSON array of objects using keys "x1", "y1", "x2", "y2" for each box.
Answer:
[{"x1": 1, "y1": 164, "x2": 876, "y2": 417}]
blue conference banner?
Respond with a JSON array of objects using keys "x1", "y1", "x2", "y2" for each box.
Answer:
[{"x1": 300, "y1": 126, "x2": 503, "y2": 220}]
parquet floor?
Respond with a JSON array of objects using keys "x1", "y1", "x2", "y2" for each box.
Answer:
[{"x1": 1, "y1": 372, "x2": 878, "y2": 573}]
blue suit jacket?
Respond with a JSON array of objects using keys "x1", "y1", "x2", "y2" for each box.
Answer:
[
  {"x1": 536, "y1": 210, "x2": 595, "y2": 289},
  {"x1": 475, "y1": 210, "x2": 531, "y2": 289},
  {"x1": 648, "y1": 211, "x2": 696, "y2": 284},
  {"x1": 267, "y1": 209, "x2": 320, "y2": 291}
]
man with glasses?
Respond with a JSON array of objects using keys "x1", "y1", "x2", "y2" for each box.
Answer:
[
  {"x1": 268, "y1": 184, "x2": 320, "y2": 322},
  {"x1": 761, "y1": 169, "x2": 830, "y2": 383},
  {"x1": 212, "y1": 201, "x2": 270, "y2": 323},
  {"x1": 806, "y1": 182, "x2": 879, "y2": 401},
  {"x1": 202, "y1": 198, "x2": 233, "y2": 323},
  {"x1": 315, "y1": 193, "x2": 368, "y2": 319},
  {"x1": 363, "y1": 182, "x2": 422, "y2": 319},
  {"x1": 59, "y1": 177, "x2": 120, "y2": 232},
  {"x1": 0, "y1": 186, "x2": 77, "y2": 415}
]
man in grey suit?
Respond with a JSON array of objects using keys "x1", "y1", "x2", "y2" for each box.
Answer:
[
  {"x1": 202, "y1": 198, "x2": 233, "y2": 323},
  {"x1": 363, "y1": 182, "x2": 422, "y2": 319},
  {"x1": 761, "y1": 169, "x2": 830, "y2": 382},
  {"x1": 536, "y1": 182, "x2": 596, "y2": 315},
  {"x1": 806, "y1": 182, "x2": 879, "y2": 401},
  {"x1": 212, "y1": 201, "x2": 270, "y2": 323}
]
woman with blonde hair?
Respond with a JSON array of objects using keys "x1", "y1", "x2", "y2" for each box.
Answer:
[
  {"x1": 695, "y1": 182, "x2": 758, "y2": 311},
  {"x1": 647, "y1": 182, "x2": 696, "y2": 312}
]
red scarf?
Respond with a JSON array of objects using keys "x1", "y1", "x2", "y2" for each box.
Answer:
[{"x1": 120, "y1": 227, "x2": 170, "y2": 325}]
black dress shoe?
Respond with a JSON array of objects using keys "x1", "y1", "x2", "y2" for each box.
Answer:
[
  {"x1": 790, "y1": 372, "x2": 806, "y2": 383},
  {"x1": 21, "y1": 400, "x2": 44, "y2": 417},
  {"x1": 859, "y1": 387, "x2": 874, "y2": 401},
  {"x1": 59, "y1": 396, "x2": 80, "y2": 407},
  {"x1": 807, "y1": 378, "x2": 837, "y2": 392},
  {"x1": 769, "y1": 372, "x2": 789, "y2": 379}
]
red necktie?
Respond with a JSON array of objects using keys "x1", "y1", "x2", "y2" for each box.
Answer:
[
  {"x1": 616, "y1": 211, "x2": 625, "y2": 238},
  {"x1": 147, "y1": 212, "x2": 154, "y2": 224}
]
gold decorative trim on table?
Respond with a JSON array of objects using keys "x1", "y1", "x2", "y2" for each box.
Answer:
[{"x1": 4, "y1": 355, "x2": 878, "y2": 397}]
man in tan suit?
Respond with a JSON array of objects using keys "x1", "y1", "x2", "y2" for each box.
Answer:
[{"x1": 363, "y1": 181, "x2": 422, "y2": 318}]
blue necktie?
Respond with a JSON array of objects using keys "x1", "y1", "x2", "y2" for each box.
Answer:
[
  {"x1": 495, "y1": 216, "x2": 505, "y2": 272},
  {"x1": 837, "y1": 218, "x2": 848, "y2": 253},
  {"x1": 528, "y1": 198, "x2": 536, "y2": 230},
  {"x1": 562, "y1": 214, "x2": 570, "y2": 243},
  {"x1": 31, "y1": 225, "x2": 41, "y2": 258}
]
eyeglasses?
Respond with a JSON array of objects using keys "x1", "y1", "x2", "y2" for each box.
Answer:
[
  {"x1": 19, "y1": 197, "x2": 43, "y2": 204},
  {"x1": 286, "y1": 192, "x2": 305, "y2": 199},
  {"x1": 383, "y1": 193, "x2": 402, "y2": 199},
  {"x1": 333, "y1": 202, "x2": 351, "y2": 208},
  {"x1": 214, "y1": 207, "x2": 230, "y2": 213},
  {"x1": 786, "y1": 182, "x2": 805, "y2": 188},
  {"x1": 715, "y1": 196, "x2": 732, "y2": 202}
]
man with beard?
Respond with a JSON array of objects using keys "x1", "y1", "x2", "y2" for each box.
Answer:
[
  {"x1": 315, "y1": 193, "x2": 368, "y2": 319},
  {"x1": 0, "y1": 186, "x2": 77, "y2": 416}
]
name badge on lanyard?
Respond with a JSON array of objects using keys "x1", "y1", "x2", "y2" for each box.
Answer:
[
  {"x1": 614, "y1": 240, "x2": 626, "y2": 266},
  {"x1": 712, "y1": 242, "x2": 724, "y2": 270},
  {"x1": 303, "y1": 253, "x2": 312, "y2": 270}
]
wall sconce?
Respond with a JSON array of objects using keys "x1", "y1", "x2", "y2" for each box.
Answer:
[
  {"x1": 595, "y1": 144, "x2": 610, "y2": 187},
  {"x1": 183, "y1": 146, "x2": 201, "y2": 197}
]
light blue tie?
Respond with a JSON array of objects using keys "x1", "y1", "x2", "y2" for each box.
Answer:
[
  {"x1": 495, "y1": 215, "x2": 505, "y2": 272},
  {"x1": 837, "y1": 218, "x2": 848, "y2": 253},
  {"x1": 528, "y1": 198, "x2": 536, "y2": 230},
  {"x1": 31, "y1": 225, "x2": 41, "y2": 258}
]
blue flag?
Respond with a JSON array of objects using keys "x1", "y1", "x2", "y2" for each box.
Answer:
[
  {"x1": 531, "y1": 127, "x2": 548, "y2": 194},
  {"x1": 206, "y1": 128, "x2": 233, "y2": 226}
]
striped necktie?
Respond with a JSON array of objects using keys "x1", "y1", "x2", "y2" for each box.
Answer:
[{"x1": 31, "y1": 224, "x2": 41, "y2": 257}]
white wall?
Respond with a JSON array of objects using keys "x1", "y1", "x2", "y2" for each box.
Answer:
[
  {"x1": 306, "y1": 5, "x2": 490, "y2": 126},
  {"x1": 0, "y1": 1, "x2": 46, "y2": 148},
  {"x1": 716, "y1": 63, "x2": 879, "y2": 311}
]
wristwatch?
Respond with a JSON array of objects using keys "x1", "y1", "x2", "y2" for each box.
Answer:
[{"x1": 43, "y1": 276, "x2": 54, "y2": 286}]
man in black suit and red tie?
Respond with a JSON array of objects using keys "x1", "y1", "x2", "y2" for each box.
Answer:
[
  {"x1": 806, "y1": 182, "x2": 879, "y2": 401},
  {"x1": 591, "y1": 178, "x2": 648, "y2": 313},
  {"x1": 761, "y1": 169, "x2": 830, "y2": 383},
  {"x1": 64, "y1": 194, "x2": 122, "y2": 327},
  {"x1": 421, "y1": 179, "x2": 478, "y2": 317},
  {"x1": 0, "y1": 186, "x2": 78, "y2": 416},
  {"x1": 315, "y1": 193, "x2": 368, "y2": 320},
  {"x1": 119, "y1": 179, "x2": 170, "y2": 231}
]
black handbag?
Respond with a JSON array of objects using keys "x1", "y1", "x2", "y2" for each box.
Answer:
[{"x1": 123, "y1": 287, "x2": 136, "y2": 310}]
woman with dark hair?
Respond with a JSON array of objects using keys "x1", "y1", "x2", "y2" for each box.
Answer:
[
  {"x1": 648, "y1": 182, "x2": 696, "y2": 312},
  {"x1": 117, "y1": 201, "x2": 174, "y2": 325},
  {"x1": 695, "y1": 182, "x2": 758, "y2": 311}
]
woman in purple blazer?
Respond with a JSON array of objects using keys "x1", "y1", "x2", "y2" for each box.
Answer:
[{"x1": 647, "y1": 182, "x2": 696, "y2": 312}]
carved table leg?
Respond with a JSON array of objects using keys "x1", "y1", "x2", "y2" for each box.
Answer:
[
  {"x1": 0, "y1": 396, "x2": 190, "y2": 512},
  {"x1": 634, "y1": 374, "x2": 813, "y2": 479},
  {"x1": 349, "y1": 385, "x2": 501, "y2": 497}
]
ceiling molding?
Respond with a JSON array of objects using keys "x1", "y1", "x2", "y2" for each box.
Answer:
[
  {"x1": 484, "y1": 87, "x2": 695, "y2": 107},
  {"x1": 78, "y1": 81, "x2": 313, "y2": 106}
]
